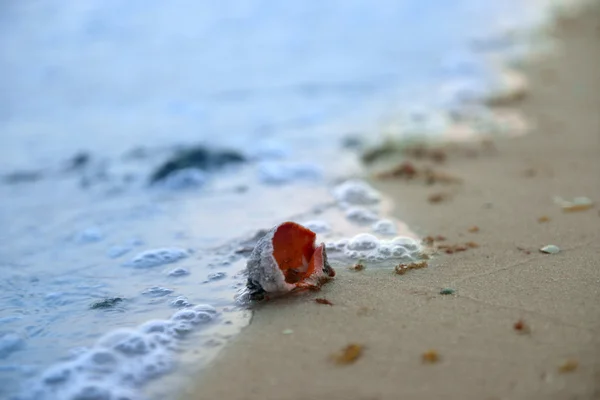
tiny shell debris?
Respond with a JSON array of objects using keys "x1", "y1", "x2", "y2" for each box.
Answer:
[
  {"x1": 538, "y1": 216, "x2": 550, "y2": 223},
  {"x1": 558, "y1": 360, "x2": 578, "y2": 373},
  {"x1": 315, "y1": 298, "x2": 333, "y2": 306},
  {"x1": 517, "y1": 246, "x2": 532, "y2": 255},
  {"x1": 422, "y1": 236, "x2": 435, "y2": 246},
  {"x1": 540, "y1": 245, "x2": 560, "y2": 254},
  {"x1": 394, "y1": 261, "x2": 428, "y2": 275},
  {"x1": 468, "y1": 226, "x2": 480, "y2": 233},
  {"x1": 513, "y1": 319, "x2": 531, "y2": 334},
  {"x1": 349, "y1": 262, "x2": 365, "y2": 271},
  {"x1": 331, "y1": 344, "x2": 363, "y2": 365},
  {"x1": 376, "y1": 161, "x2": 417, "y2": 179},
  {"x1": 376, "y1": 163, "x2": 461, "y2": 185},
  {"x1": 421, "y1": 350, "x2": 440, "y2": 364},
  {"x1": 555, "y1": 196, "x2": 594, "y2": 212},
  {"x1": 523, "y1": 168, "x2": 537, "y2": 177},
  {"x1": 428, "y1": 192, "x2": 449, "y2": 204},
  {"x1": 439, "y1": 288, "x2": 455, "y2": 295},
  {"x1": 437, "y1": 243, "x2": 477, "y2": 254},
  {"x1": 423, "y1": 169, "x2": 462, "y2": 185}
]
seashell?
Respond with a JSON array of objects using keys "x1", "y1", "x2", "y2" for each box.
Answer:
[{"x1": 246, "y1": 222, "x2": 335, "y2": 300}]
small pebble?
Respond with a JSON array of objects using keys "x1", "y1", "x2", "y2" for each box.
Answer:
[
  {"x1": 558, "y1": 359, "x2": 578, "y2": 373},
  {"x1": 422, "y1": 350, "x2": 440, "y2": 364},
  {"x1": 539, "y1": 245, "x2": 560, "y2": 254}
]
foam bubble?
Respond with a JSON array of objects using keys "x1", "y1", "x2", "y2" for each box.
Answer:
[
  {"x1": 193, "y1": 304, "x2": 218, "y2": 314},
  {"x1": 171, "y1": 309, "x2": 215, "y2": 325},
  {"x1": 139, "y1": 320, "x2": 177, "y2": 337},
  {"x1": 325, "y1": 239, "x2": 350, "y2": 252},
  {"x1": 302, "y1": 220, "x2": 331, "y2": 233},
  {"x1": 345, "y1": 207, "x2": 379, "y2": 224},
  {"x1": 338, "y1": 234, "x2": 423, "y2": 262},
  {"x1": 23, "y1": 304, "x2": 219, "y2": 400},
  {"x1": 169, "y1": 296, "x2": 192, "y2": 308},
  {"x1": 347, "y1": 233, "x2": 380, "y2": 251},
  {"x1": 127, "y1": 248, "x2": 189, "y2": 268},
  {"x1": 167, "y1": 267, "x2": 190, "y2": 277},
  {"x1": 372, "y1": 219, "x2": 397, "y2": 236},
  {"x1": 74, "y1": 227, "x2": 104, "y2": 244},
  {"x1": 141, "y1": 287, "x2": 173, "y2": 297},
  {"x1": 391, "y1": 236, "x2": 421, "y2": 252},
  {"x1": 332, "y1": 180, "x2": 380, "y2": 205},
  {"x1": 205, "y1": 272, "x2": 227, "y2": 282}
]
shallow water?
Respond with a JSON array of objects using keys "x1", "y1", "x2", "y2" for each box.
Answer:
[{"x1": 0, "y1": 1, "x2": 555, "y2": 399}]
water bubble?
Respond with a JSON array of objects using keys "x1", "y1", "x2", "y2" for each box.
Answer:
[
  {"x1": 171, "y1": 309, "x2": 197, "y2": 322},
  {"x1": 78, "y1": 349, "x2": 119, "y2": 374},
  {"x1": 302, "y1": 220, "x2": 331, "y2": 233},
  {"x1": 172, "y1": 309, "x2": 215, "y2": 325},
  {"x1": 205, "y1": 272, "x2": 226, "y2": 282},
  {"x1": 42, "y1": 363, "x2": 72, "y2": 385},
  {"x1": 127, "y1": 248, "x2": 189, "y2": 268},
  {"x1": 74, "y1": 227, "x2": 104, "y2": 244},
  {"x1": 391, "y1": 237, "x2": 420, "y2": 252},
  {"x1": 347, "y1": 234, "x2": 380, "y2": 251},
  {"x1": 113, "y1": 335, "x2": 152, "y2": 356},
  {"x1": 170, "y1": 296, "x2": 192, "y2": 308},
  {"x1": 141, "y1": 286, "x2": 173, "y2": 297},
  {"x1": 345, "y1": 207, "x2": 379, "y2": 224},
  {"x1": 325, "y1": 242, "x2": 338, "y2": 251},
  {"x1": 139, "y1": 320, "x2": 175, "y2": 336},
  {"x1": 333, "y1": 180, "x2": 380, "y2": 205},
  {"x1": 372, "y1": 219, "x2": 397, "y2": 236},
  {"x1": 167, "y1": 267, "x2": 190, "y2": 277},
  {"x1": 193, "y1": 304, "x2": 217, "y2": 315}
]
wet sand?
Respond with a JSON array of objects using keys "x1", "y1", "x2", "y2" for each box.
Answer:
[{"x1": 182, "y1": 4, "x2": 600, "y2": 400}]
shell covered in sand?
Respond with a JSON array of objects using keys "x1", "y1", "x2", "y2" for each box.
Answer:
[{"x1": 246, "y1": 222, "x2": 335, "y2": 300}]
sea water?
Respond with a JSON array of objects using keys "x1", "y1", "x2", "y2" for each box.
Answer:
[{"x1": 0, "y1": 1, "x2": 571, "y2": 399}]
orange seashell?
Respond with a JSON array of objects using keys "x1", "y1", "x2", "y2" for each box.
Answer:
[{"x1": 246, "y1": 222, "x2": 335, "y2": 300}]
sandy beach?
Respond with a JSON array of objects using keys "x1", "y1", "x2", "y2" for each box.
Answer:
[{"x1": 182, "y1": 4, "x2": 600, "y2": 400}]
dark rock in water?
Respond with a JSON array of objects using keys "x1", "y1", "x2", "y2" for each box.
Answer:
[
  {"x1": 3, "y1": 170, "x2": 43, "y2": 184},
  {"x1": 66, "y1": 151, "x2": 91, "y2": 171},
  {"x1": 90, "y1": 297, "x2": 124, "y2": 310},
  {"x1": 150, "y1": 146, "x2": 245, "y2": 184}
]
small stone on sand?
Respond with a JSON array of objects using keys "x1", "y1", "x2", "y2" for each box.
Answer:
[{"x1": 540, "y1": 245, "x2": 560, "y2": 254}]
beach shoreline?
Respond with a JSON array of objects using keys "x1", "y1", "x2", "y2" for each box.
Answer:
[{"x1": 182, "y1": 4, "x2": 600, "y2": 400}]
